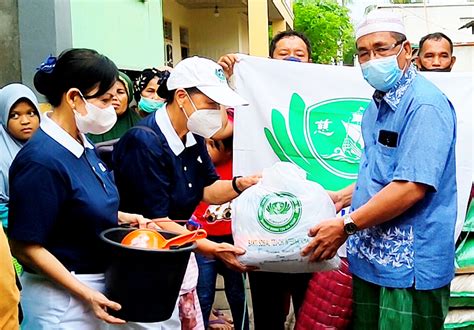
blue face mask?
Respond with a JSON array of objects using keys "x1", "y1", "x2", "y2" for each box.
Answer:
[
  {"x1": 360, "y1": 43, "x2": 406, "y2": 92},
  {"x1": 283, "y1": 56, "x2": 302, "y2": 62},
  {"x1": 138, "y1": 97, "x2": 165, "y2": 113}
]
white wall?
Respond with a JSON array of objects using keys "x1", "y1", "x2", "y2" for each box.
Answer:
[
  {"x1": 163, "y1": 2, "x2": 249, "y2": 64},
  {"x1": 188, "y1": 8, "x2": 246, "y2": 61},
  {"x1": 163, "y1": 0, "x2": 192, "y2": 66},
  {"x1": 239, "y1": 12, "x2": 250, "y2": 55},
  {"x1": 453, "y1": 45, "x2": 474, "y2": 72},
  {"x1": 378, "y1": 3, "x2": 474, "y2": 71},
  {"x1": 71, "y1": 0, "x2": 165, "y2": 70}
]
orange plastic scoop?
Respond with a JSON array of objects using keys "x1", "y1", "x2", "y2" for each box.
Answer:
[
  {"x1": 121, "y1": 229, "x2": 207, "y2": 250},
  {"x1": 161, "y1": 230, "x2": 207, "y2": 249},
  {"x1": 121, "y1": 229, "x2": 162, "y2": 249}
]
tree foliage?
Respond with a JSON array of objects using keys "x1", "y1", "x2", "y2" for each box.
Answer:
[{"x1": 293, "y1": 0, "x2": 355, "y2": 65}]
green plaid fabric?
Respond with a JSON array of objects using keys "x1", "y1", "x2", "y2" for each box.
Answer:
[
  {"x1": 12, "y1": 256, "x2": 22, "y2": 276},
  {"x1": 352, "y1": 276, "x2": 449, "y2": 329},
  {"x1": 4, "y1": 231, "x2": 23, "y2": 276}
]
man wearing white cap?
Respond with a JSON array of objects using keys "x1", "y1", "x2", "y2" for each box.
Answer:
[
  {"x1": 112, "y1": 56, "x2": 259, "y2": 329},
  {"x1": 301, "y1": 10, "x2": 457, "y2": 328}
]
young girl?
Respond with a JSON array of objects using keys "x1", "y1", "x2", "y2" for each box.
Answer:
[
  {"x1": 0, "y1": 84, "x2": 41, "y2": 230},
  {"x1": 0, "y1": 83, "x2": 40, "y2": 328}
]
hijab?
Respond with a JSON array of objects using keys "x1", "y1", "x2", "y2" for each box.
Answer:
[
  {"x1": 0, "y1": 84, "x2": 40, "y2": 203},
  {"x1": 118, "y1": 71, "x2": 134, "y2": 106},
  {"x1": 88, "y1": 71, "x2": 140, "y2": 144},
  {"x1": 133, "y1": 68, "x2": 170, "y2": 103}
]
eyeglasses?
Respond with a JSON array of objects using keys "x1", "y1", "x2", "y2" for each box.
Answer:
[{"x1": 357, "y1": 39, "x2": 406, "y2": 62}]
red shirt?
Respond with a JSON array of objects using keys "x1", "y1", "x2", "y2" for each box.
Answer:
[{"x1": 193, "y1": 160, "x2": 232, "y2": 236}]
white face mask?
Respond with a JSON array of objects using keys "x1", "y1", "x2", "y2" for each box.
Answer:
[
  {"x1": 183, "y1": 93, "x2": 222, "y2": 138},
  {"x1": 74, "y1": 92, "x2": 117, "y2": 135}
]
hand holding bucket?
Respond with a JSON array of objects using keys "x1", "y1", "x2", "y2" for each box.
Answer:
[{"x1": 100, "y1": 227, "x2": 201, "y2": 322}]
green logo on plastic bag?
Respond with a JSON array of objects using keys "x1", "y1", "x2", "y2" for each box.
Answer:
[
  {"x1": 257, "y1": 192, "x2": 302, "y2": 233},
  {"x1": 264, "y1": 94, "x2": 370, "y2": 190}
]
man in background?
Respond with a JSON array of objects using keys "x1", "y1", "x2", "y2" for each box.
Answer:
[
  {"x1": 218, "y1": 30, "x2": 312, "y2": 79},
  {"x1": 416, "y1": 32, "x2": 456, "y2": 72}
]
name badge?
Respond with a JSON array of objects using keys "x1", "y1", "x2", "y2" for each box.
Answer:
[{"x1": 98, "y1": 162, "x2": 107, "y2": 172}]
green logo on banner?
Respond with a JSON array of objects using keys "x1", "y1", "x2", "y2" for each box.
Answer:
[
  {"x1": 257, "y1": 192, "x2": 302, "y2": 233},
  {"x1": 264, "y1": 94, "x2": 370, "y2": 190}
]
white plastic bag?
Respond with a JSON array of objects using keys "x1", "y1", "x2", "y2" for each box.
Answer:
[{"x1": 233, "y1": 162, "x2": 340, "y2": 273}]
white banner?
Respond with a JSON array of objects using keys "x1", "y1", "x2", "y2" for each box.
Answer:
[{"x1": 233, "y1": 55, "x2": 473, "y2": 239}]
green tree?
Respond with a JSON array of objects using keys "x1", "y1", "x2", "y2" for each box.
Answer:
[{"x1": 293, "y1": 0, "x2": 355, "y2": 65}]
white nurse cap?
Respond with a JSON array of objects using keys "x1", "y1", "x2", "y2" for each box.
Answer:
[{"x1": 356, "y1": 10, "x2": 406, "y2": 40}]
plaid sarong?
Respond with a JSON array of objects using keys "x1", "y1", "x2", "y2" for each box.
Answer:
[{"x1": 352, "y1": 276, "x2": 449, "y2": 329}]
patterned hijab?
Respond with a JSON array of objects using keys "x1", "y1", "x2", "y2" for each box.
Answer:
[
  {"x1": 133, "y1": 68, "x2": 170, "y2": 103},
  {"x1": 0, "y1": 84, "x2": 40, "y2": 203}
]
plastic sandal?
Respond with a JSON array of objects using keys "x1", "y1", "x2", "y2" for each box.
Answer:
[
  {"x1": 208, "y1": 314, "x2": 233, "y2": 329},
  {"x1": 212, "y1": 309, "x2": 234, "y2": 325}
]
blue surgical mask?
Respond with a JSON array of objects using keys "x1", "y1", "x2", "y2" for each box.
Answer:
[
  {"x1": 283, "y1": 56, "x2": 302, "y2": 62},
  {"x1": 138, "y1": 97, "x2": 165, "y2": 113},
  {"x1": 360, "y1": 42, "x2": 406, "y2": 92}
]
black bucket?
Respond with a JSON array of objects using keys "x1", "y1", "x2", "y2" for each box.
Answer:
[{"x1": 100, "y1": 227, "x2": 196, "y2": 322}]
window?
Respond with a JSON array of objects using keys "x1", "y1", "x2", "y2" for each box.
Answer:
[
  {"x1": 180, "y1": 27, "x2": 189, "y2": 60},
  {"x1": 164, "y1": 20, "x2": 172, "y2": 41},
  {"x1": 165, "y1": 43, "x2": 173, "y2": 67},
  {"x1": 180, "y1": 27, "x2": 189, "y2": 46}
]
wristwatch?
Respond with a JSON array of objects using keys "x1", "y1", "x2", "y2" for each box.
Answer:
[{"x1": 343, "y1": 214, "x2": 358, "y2": 235}]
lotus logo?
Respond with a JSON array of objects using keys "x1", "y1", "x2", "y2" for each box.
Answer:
[
  {"x1": 264, "y1": 93, "x2": 370, "y2": 190},
  {"x1": 266, "y1": 201, "x2": 291, "y2": 215},
  {"x1": 257, "y1": 192, "x2": 302, "y2": 234},
  {"x1": 215, "y1": 68, "x2": 226, "y2": 82}
]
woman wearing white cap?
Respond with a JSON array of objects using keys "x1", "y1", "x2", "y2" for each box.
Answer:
[{"x1": 112, "y1": 56, "x2": 258, "y2": 329}]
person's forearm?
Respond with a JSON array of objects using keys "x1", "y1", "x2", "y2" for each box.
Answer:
[
  {"x1": 151, "y1": 216, "x2": 248, "y2": 272},
  {"x1": 117, "y1": 211, "x2": 127, "y2": 224},
  {"x1": 327, "y1": 183, "x2": 355, "y2": 212},
  {"x1": 10, "y1": 241, "x2": 92, "y2": 301},
  {"x1": 204, "y1": 175, "x2": 260, "y2": 205},
  {"x1": 203, "y1": 180, "x2": 238, "y2": 205},
  {"x1": 338, "y1": 183, "x2": 355, "y2": 209},
  {"x1": 151, "y1": 217, "x2": 217, "y2": 257},
  {"x1": 350, "y1": 181, "x2": 427, "y2": 230}
]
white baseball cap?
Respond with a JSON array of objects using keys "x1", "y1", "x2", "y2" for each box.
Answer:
[
  {"x1": 356, "y1": 10, "x2": 406, "y2": 40},
  {"x1": 167, "y1": 56, "x2": 248, "y2": 106}
]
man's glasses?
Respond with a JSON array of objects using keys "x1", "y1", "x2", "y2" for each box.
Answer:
[{"x1": 357, "y1": 39, "x2": 406, "y2": 62}]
